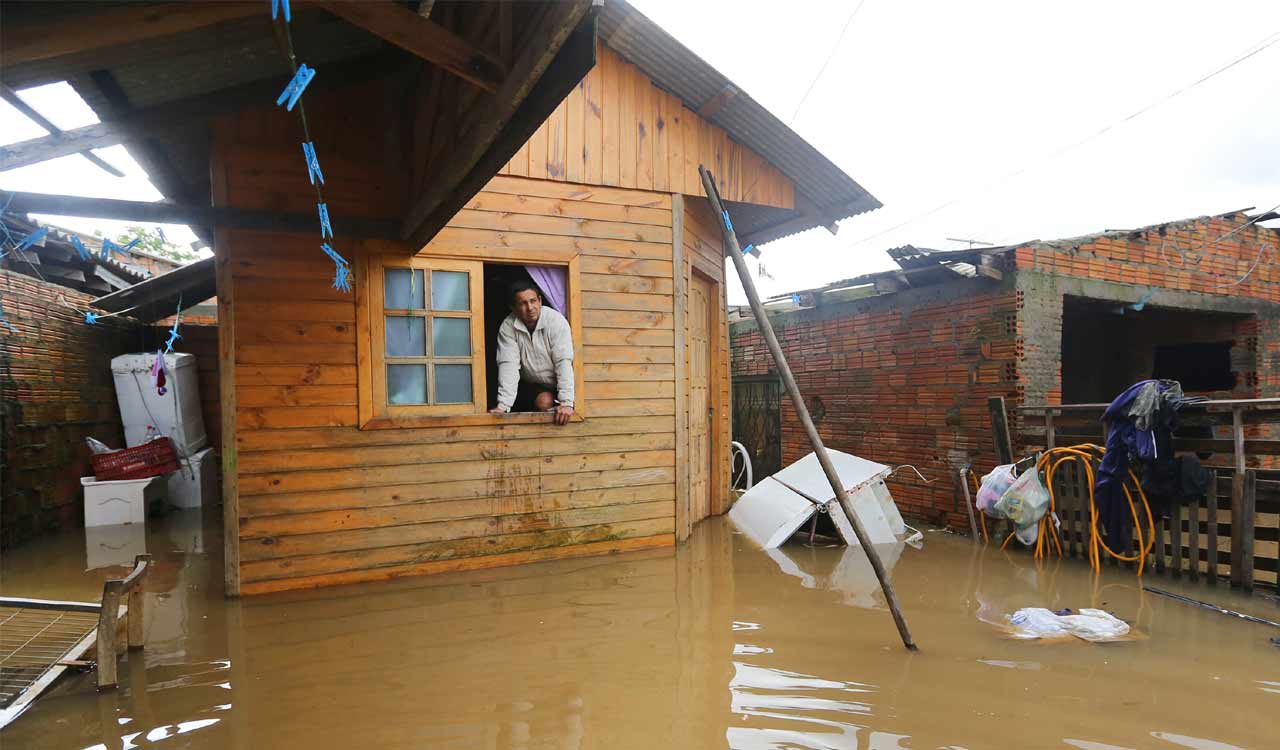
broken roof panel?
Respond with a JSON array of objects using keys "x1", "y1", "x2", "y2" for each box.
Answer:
[{"x1": 90, "y1": 255, "x2": 214, "y2": 325}]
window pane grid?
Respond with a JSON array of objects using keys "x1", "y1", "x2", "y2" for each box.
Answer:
[{"x1": 383, "y1": 265, "x2": 473, "y2": 409}]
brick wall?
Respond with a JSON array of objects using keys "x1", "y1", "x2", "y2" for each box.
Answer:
[
  {"x1": 731, "y1": 279, "x2": 1019, "y2": 528},
  {"x1": 729, "y1": 214, "x2": 1280, "y2": 532},
  {"x1": 0, "y1": 271, "x2": 145, "y2": 546}
]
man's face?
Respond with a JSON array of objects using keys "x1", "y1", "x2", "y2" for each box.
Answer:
[{"x1": 512, "y1": 289, "x2": 541, "y2": 328}]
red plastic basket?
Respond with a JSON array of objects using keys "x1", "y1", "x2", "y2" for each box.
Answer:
[{"x1": 90, "y1": 437, "x2": 180, "y2": 481}]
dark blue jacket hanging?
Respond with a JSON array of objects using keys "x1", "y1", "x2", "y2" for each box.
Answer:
[{"x1": 1094, "y1": 380, "x2": 1180, "y2": 546}]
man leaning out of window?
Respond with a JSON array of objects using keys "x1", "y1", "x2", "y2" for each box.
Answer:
[{"x1": 489, "y1": 280, "x2": 575, "y2": 425}]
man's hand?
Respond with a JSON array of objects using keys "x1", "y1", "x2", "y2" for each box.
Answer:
[
  {"x1": 488, "y1": 406, "x2": 508, "y2": 415},
  {"x1": 554, "y1": 404, "x2": 574, "y2": 425}
]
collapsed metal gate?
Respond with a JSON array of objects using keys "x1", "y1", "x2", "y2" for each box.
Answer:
[{"x1": 732, "y1": 376, "x2": 782, "y2": 481}]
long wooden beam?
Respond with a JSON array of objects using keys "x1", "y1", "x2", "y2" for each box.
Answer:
[
  {"x1": 1, "y1": 190, "x2": 397, "y2": 239},
  {"x1": 318, "y1": 1, "x2": 505, "y2": 92},
  {"x1": 1, "y1": 53, "x2": 399, "y2": 173},
  {"x1": 400, "y1": 0, "x2": 593, "y2": 244},
  {"x1": 700, "y1": 164, "x2": 919, "y2": 652},
  {"x1": 0, "y1": 84, "x2": 122, "y2": 177},
  {"x1": 0, "y1": 2, "x2": 264, "y2": 68}
]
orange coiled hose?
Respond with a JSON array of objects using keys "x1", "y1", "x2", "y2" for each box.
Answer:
[{"x1": 980, "y1": 444, "x2": 1156, "y2": 575}]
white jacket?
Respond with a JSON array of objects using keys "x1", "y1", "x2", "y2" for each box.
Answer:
[{"x1": 495, "y1": 307, "x2": 575, "y2": 410}]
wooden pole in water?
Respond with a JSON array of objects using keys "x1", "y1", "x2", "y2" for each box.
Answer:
[{"x1": 699, "y1": 166, "x2": 918, "y2": 651}]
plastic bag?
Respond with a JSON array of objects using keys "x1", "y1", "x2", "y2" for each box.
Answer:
[
  {"x1": 85, "y1": 437, "x2": 117, "y2": 455},
  {"x1": 976, "y1": 465, "x2": 1016, "y2": 514},
  {"x1": 993, "y1": 466, "x2": 1050, "y2": 529},
  {"x1": 1006, "y1": 607, "x2": 1130, "y2": 642}
]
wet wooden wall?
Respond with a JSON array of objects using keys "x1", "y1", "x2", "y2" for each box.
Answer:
[
  {"x1": 501, "y1": 47, "x2": 795, "y2": 209},
  {"x1": 214, "y1": 53, "x2": 790, "y2": 594}
]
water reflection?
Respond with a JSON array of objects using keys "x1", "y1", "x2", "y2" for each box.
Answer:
[
  {"x1": 1, "y1": 512, "x2": 1276, "y2": 749},
  {"x1": 762, "y1": 542, "x2": 905, "y2": 610}
]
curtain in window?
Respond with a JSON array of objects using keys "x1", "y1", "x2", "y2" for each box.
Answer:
[{"x1": 525, "y1": 265, "x2": 567, "y2": 315}]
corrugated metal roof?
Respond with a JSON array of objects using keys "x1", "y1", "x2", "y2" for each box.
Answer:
[
  {"x1": 1, "y1": 214, "x2": 149, "y2": 295},
  {"x1": 91, "y1": 255, "x2": 215, "y2": 325},
  {"x1": 599, "y1": 0, "x2": 881, "y2": 243}
]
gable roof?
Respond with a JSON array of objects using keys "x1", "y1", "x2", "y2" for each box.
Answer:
[{"x1": 600, "y1": 0, "x2": 880, "y2": 242}]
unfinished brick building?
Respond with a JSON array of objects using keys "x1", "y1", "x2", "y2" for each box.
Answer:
[{"x1": 730, "y1": 209, "x2": 1280, "y2": 529}]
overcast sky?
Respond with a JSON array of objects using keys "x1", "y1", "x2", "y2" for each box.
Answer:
[
  {"x1": 3, "y1": 1, "x2": 1278, "y2": 302},
  {"x1": 632, "y1": 0, "x2": 1280, "y2": 303}
]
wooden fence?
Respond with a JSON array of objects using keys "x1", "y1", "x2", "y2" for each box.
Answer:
[{"x1": 1017, "y1": 398, "x2": 1280, "y2": 592}]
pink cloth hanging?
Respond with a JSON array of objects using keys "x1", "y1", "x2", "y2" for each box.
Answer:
[{"x1": 525, "y1": 265, "x2": 567, "y2": 317}]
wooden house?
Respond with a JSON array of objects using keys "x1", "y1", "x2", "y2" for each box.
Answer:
[{"x1": 2, "y1": 1, "x2": 878, "y2": 594}]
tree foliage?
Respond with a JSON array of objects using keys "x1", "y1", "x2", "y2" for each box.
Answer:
[{"x1": 115, "y1": 225, "x2": 198, "y2": 263}]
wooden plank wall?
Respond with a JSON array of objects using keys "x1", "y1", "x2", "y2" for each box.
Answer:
[
  {"x1": 224, "y1": 176, "x2": 693, "y2": 594},
  {"x1": 213, "y1": 64, "x2": 759, "y2": 594},
  {"x1": 501, "y1": 46, "x2": 795, "y2": 209}
]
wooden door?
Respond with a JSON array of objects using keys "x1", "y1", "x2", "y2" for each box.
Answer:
[{"x1": 688, "y1": 273, "x2": 714, "y2": 524}]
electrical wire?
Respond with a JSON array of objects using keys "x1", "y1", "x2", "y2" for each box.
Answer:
[
  {"x1": 788, "y1": 0, "x2": 869, "y2": 125},
  {"x1": 843, "y1": 28, "x2": 1280, "y2": 251},
  {"x1": 1209, "y1": 200, "x2": 1280, "y2": 287}
]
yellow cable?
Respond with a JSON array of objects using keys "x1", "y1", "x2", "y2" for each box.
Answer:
[{"x1": 973, "y1": 443, "x2": 1157, "y2": 577}]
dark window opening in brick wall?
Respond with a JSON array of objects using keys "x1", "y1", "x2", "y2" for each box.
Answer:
[
  {"x1": 1152, "y1": 342, "x2": 1235, "y2": 392},
  {"x1": 1061, "y1": 295, "x2": 1254, "y2": 403}
]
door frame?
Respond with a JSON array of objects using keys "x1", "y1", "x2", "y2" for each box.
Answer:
[{"x1": 682, "y1": 264, "x2": 724, "y2": 537}]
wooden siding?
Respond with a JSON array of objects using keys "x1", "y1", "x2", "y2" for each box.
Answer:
[
  {"x1": 500, "y1": 47, "x2": 795, "y2": 209},
  {"x1": 222, "y1": 175, "x2": 706, "y2": 594},
  {"x1": 213, "y1": 78, "x2": 743, "y2": 594}
]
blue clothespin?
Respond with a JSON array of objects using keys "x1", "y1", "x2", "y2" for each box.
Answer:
[
  {"x1": 156, "y1": 227, "x2": 167, "y2": 243},
  {"x1": 302, "y1": 142, "x2": 324, "y2": 185},
  {"x1": 84, "y1": 311, "x2": 100, "y2": 325},
  {"x1": 100, "y1": 238, "x2": 123, "y2": 259},
  {"x1": 272, "y1": 0, "x2": 291, "y2": 23},
  {"x1": 317, "y1": 202, "x2": 333, "y2": 239},
  {"x1": 321, "y1": 243, "x2": 352, "y2": 293},
  {"x1": 333, "y1": 263, "x2": 352, "y2": 294},
  {"x1": 164, "y1": 295, "x2": 182, "y2": 352},
  {"x1": 69, "y1": 236, "x2": 92, "y2": 260},
  {"x1": 791, "y1": 293, "x2": 801, "y2": 305},
  {"x1": 321, "y1": 242, "x2": 348, "y2": 267},
  {"x1": 722, "y1": 210, "x2": 734, "y2": 233},
  {"x1": 15, "y1": 227, "x2": 48, "y2": 253},
  {"x1": 276, "y1": 64, "x2": 315, "y2": 112}
]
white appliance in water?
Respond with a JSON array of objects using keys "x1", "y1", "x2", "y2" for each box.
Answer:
[
  {"x1": 167, "y1": 446, "x2": 219, "y2": 509},
  {"x1": 111, "y1": 352, "x2": 207, "y2": 455}
]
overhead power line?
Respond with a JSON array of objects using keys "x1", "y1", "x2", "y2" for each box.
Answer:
[
  {"x1": 842, "y1": 27, "x2": 1280, "y2": 250},
  {"x1": 788, "y1": 0, "x2": 869, "y2": 125}
]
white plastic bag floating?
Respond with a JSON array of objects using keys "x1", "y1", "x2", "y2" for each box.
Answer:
[
  {"x1": 976, "y1": 465, "x2": 1015, "y2": 514},
  {"x1": 1006, "y1": 608, "x2": 1130, "y2": 642}
]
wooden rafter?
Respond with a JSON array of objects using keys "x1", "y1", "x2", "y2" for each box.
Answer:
[
  {"x1": 1, "y1": 53, "x2": 399, "y2": 174},
  {"x1": 0, "y1": 84, "x2": 122, "y2": 177},
  {"x1": 1, "y1": 190, "x2": 397, "y2": 239},
  {"x1": 0, "y1": 2, "x2": 265, "y2": 68},
  {"x1": 400, "y1": 0, "x2": 595, "y2": 244},
  {"x1": 697, "y1": 83, "x2": 740, "y2": 118},
  {"x1": 318, "y1": 1, "x2": 506, "y2": 92}
]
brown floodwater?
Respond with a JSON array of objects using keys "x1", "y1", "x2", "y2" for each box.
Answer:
[{"x1": 2, "y1": 509, "x2": 1277, "y2": 749}]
